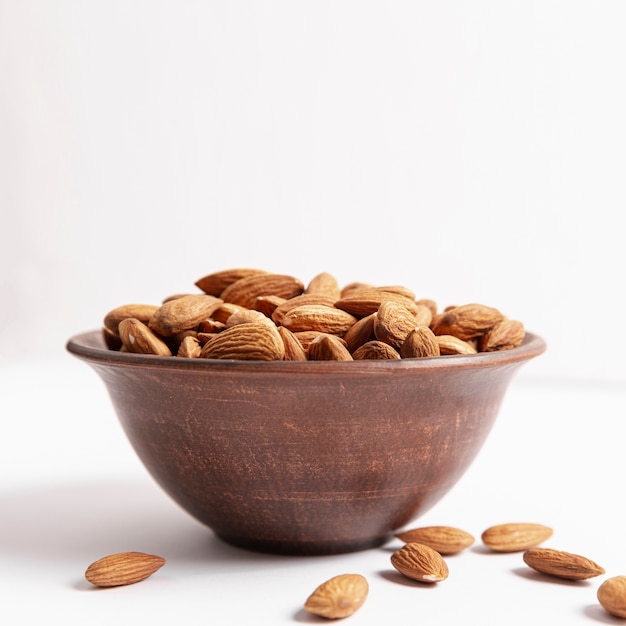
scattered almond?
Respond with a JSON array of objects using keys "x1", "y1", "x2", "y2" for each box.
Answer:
[
  {"x1": 84, "y1": 551, "x2": 166, "y2": 587},
  {"x1": 390, "y1": 542, "x2": 449, "y2": 583},
  {"x1": 481, "y1": 522, "x2": 553, "y2": 552},
  {"x1": 304, "y1": 573, "x2": 368, "y2": 619},
  {"x1": 395, "y1": 526, "x2": 475, "y2": 555},
  {"x1": 597, "y1": 575, "x2": 626, "y2": 618},
  {"x1": 523, "y1": 547, "x2": 605, "y2": 580}
]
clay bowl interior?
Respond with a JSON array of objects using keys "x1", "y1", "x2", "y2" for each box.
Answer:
[{"x1": 66, "y1": 330, "x2": 546, "y2": 556}]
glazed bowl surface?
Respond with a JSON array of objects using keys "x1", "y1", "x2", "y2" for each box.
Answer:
[{"x1": 66, "y1": 330, "x2": 545, "y2": 555}]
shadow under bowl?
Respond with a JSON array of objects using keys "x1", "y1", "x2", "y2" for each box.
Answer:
[{"x1": 66, "y1": 330, "x2": 546, "y2": 556}]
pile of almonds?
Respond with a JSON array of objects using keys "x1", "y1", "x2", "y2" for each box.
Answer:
[
  {"x1": 102, "y1": 268, "x2": 526, "y2": 361},
  {"x1": 83, "y1": 522, "x2": 626, "y2": 620}
]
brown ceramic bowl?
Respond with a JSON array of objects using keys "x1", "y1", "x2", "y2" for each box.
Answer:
[{"x1": 66, "y1": 330, "x2": 545, "y2": 556}]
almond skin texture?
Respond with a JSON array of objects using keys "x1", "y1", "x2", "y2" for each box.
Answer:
[
  {"x1": 271, "y1": 294, "x2": 338, "y2": 326},
  {"x1": 85, "y1": 552, "x2": 166, "y2": 587},
  {"x1": 304, "y1": 573, "x2": 368, "y2": 619},
  {"x1": 436, "y1": 334, "x2": 478, "y2": 355},
  {"x1": 176, "y1": 335, "x2": 201, "y2": 358},
  {"x1": 219, "y1": 273, "x2": 304, "y2": 309},
  {"x1": 307, "y1": 334, "x2": 353, "y2": 361},
  {"x1": 200, "y1": 322, "x2": 285, "y2": 361},
  {"x1": 149, "y1": 294, "x2": 223, "y2": 337},
  {"x1": 400, "y1": 326, "x2": 441, "y2": 358},
  {"x1": 352, "y1": 340, "x2": 401, "y2": 360},
  {"x1": 395, "y1": 526, "x2": 475, "y2": 555},
  {"x1": 342, "y1": 313, "x2": 377, "y2": 353},
  {"x1": 334, "y1": 288, "x2": 420, "y2": 318},
  {"x1": 277, "y1": 326, "x2": 307, "y2": 361},
  {"x1": 431, "y1": 303, "x2": 504, "y2": 341},
  {"x1": 390, "y1": 542, "x2": 449, "y2": 583},
  {"x1": 374, "y1": 301, "x2": 421, "y2": 349},
  {"x1": 195, "y1": 268, "x2": 268, "y2": 296},
  {"x1": 281, "y1": 304, "x2": 357, "y2": 335},
  {"x1": 597, "y1": 575, "x2": 626, "y2": 618},
  {"x1": 103, "y1": 304, "x2": 160, "y2": 335},
  {"x1": 523, "y1": 548, "x2": 605, "y2": 580},
  {"x1": 479, "y1": 318, "x2": 525, "y2": 352},
  {"x1": 305, "y1": 272, "x2": 342, "y2": 299},
  {"x1": 481, "y1": 523, "x2": 553, "y2": 552}
]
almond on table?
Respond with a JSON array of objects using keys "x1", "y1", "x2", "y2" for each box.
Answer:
[
  {"x1": 304, "y1": 573, "x2": 368, "y2": 619},
  {"x1": 481, "y1": 522, "x2": 553, "y2": 553},
  {"x1": 84, "y1": 552, "x2": 166, "y2": 587}
]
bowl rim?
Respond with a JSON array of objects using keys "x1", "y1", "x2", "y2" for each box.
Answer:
[{"x1": 66, "y1": 329, "x2": 546, "y2": 374}]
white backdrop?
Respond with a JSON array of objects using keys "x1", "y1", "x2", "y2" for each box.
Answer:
[{"x1": 2, "y1": 1, "x2": 625, "y2": 383}]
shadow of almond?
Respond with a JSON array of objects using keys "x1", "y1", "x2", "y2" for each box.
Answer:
[{"x1": 0, "y1": 481, "x2": 268, "y2": 566}]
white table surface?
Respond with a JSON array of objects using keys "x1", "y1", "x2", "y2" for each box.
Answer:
[{"x1": 2, "y1": 354, "x2": 625, "y2": 625}]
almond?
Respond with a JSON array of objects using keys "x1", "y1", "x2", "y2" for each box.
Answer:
[
  {"x1": 523, "y1": 547, "x2": 605, "y2": 580},
  {"x1": 277, "y1": 326, "x2": 308, "y2": 361},
  {"x1": 416, "y1": 298, "x2": 438, "y2": 316},
  {"x1": 395, "y1": 526, "x2": 475, "y2": 555},
  {"x1": 219, "y1": 273, "x2": 304, "y2": 308},
  {"x1": 400, "y1": 326, "x2": 440, "y2": 358},
  {"x1": 103, "y1": 304, "x2": 160, "y2": 335},
  {"x1": 374, "y1": 301, "x2": 421, "y2": 349},
  {"x1": 479, "y1": 318, "x2": 525, "y2": 352},
  {"x1": 436, "y1": 334, "x2": 478, "y2": 355},
  {"x1": 211, "y1": 302, "x2": 244, "y2": 324},
  {"x1": 149, "y1": 294, "x2": 223, "y2": 336},
  {"x1": 305, "y1": 272, "x2": 342, "y2": 299},
  {"x1": 197, "y1": 318, "x2": 227, "y2": 333},
  {"x1": 194, "y1": 267, "x2": 268, "y2": 296},
  {"x1": 307, "y1": 334, "x2": 353, "y2": 361},
  {"x1": 340, "y1": 281, "x2": 372, "y2": 297},
  {"x1": 335, "y1": 288, "x2": 420, "y2": 318},
  {"x1": 481, "y1": 522, "x2": 553, "y2": 552},
  {"x1": 225, "y1": 309, "x2": 273, "y2": 327},
  {"x1": 304, "y1": 573, "x2": 368, "y2": 619},
  {"x1": 118, "y1": 318, "x2": 172, "y2": 356},
  {"x1": 597, "y1": 575, "x2": 626, "y2": 618},
  {"x1": 431, "y1": 303, "x2": 504, "y2": 341},
  {"x1": 84, "y1": 551, "x2": 166, "y2": 587},
  {"x1": 352, "y1": 340, "x2": 401, "y2": 360},
  {"x1": 271, "y1": 294, "x2": 338, "y2": 326},
  {"x1": 177, "y1": 335, "x2": 202, "y2": 358},
  {"x1": 390, "y1": 542, "x2": 449, "y2": 583},
  {"x1": 200, "y1": 322, "x2": 285, "y2": 361},
  {"x1": 292, "y1": 331, "x2": 327, "y2": 351},
  {"x1": 343, "y1": 313, "x2": 377, "y2": 353},
  {"x1": 281, "y1": 304, "x2": 357, "y2": 335},
  {"x1": 252, "y1": 294, "x2": 286, "y2": 318}
]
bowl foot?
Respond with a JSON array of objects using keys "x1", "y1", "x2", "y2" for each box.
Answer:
[{"x1": 215, "y1": 532, "x2": 393, "y2": 556}]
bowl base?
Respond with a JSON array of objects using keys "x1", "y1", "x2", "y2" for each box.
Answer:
[{"x1": 215, "y1": 532, "x2": 393, "y2": 556}]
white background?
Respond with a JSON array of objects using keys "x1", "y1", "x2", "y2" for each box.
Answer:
[{"x1": 1, "y1": 2, "x2": 625, "y2": 625}]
